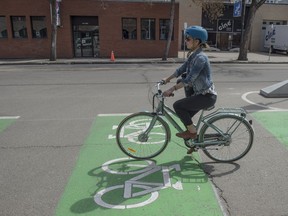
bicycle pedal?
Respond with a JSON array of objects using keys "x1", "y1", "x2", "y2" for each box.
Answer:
[
  {"x1": 186, "y1": 147, "x2": 197, "y2": 154},
  {"x1": 184, "y1": 139, "x2": 195, "y2": 148},
  {"x1": 187, "y1": 148, "x2": 193, "y2": 154}
]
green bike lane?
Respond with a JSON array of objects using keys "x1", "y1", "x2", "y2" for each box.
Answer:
[
  {"x1": 55, "y1": 114, "x2": 224, "y2": 216},
  {"x1": 53, "y1": 111, "x2": 288, "y2": 216},
  {"x1": 2, "y1": 111, "x2": 287, "y2": 216},
  {"x1": 251, "y1": 111, "x2": 288, "y2": 148},
  {"x1": 0, "y1": 118, "x2": 17, "y2": 133}
]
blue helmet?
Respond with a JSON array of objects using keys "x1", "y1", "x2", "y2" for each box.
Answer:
[{"x1": 185, "y1": 26, "x2": 208, "y2": 43}]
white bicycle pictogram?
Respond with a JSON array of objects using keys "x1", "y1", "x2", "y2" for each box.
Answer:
[
  {"x1": 109, "y1": 119, "x2": 166, "y2": 145},
  {"x1": 94, "y1": 157, "x2": 183, "y2": 209}
]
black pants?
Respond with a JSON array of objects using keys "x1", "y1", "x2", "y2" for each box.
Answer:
[{"x1": 173, "y1": 93, "x2": 217, "y2": 126}]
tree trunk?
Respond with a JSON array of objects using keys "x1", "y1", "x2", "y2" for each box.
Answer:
[
  {"x1": 50, "y1": 0, "x2": 57, "y2": 61},
  {"x1": 238, "y1": 0, "x2": 266, "y2": 60},
  {"x1": 162, "y1": 0, "x2": 175, "y2": 61}
]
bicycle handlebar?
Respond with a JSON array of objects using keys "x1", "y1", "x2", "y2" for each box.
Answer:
[{"x1": 156, "y1": 81, "x2": 174, "y2": 97}]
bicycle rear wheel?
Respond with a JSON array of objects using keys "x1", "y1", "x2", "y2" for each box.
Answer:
[
  {"x1": 199, "y1": 114, "x2": 254, "y2": 162},
  {"x1": 116, "y1": 112, "x2": 170, "y2": 159}
]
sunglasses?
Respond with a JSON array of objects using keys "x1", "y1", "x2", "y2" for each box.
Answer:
[{"x1": 185, "y1": 35, "x2": 193, "y2": 41}]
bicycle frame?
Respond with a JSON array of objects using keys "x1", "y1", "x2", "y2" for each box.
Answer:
[
  {"x1": 150, "y1": 83, "x2": 250, "y2": 147},
  {"x1": 152, "y1": 84, "x2": 212, "y2": 131}
]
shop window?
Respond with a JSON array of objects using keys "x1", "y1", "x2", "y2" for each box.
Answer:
[
  {"x1": 0, "y1": 17, "x2": 8, "y2": 38},
  {"x1": 11, "y1": 16, "x2": 27, "y2": 38},
  {"x1": 159, "y1": 19, "x2": 173, "y2": 40},
  {"x1": 31, "y1": 16, "x2": 47, "y2": 38},
  {"x1": 122, "y1": 18, "x2": 137, "y2": 40},
  {"x1": 141, "y1": 18, "x2": 155, "y2": 40}
]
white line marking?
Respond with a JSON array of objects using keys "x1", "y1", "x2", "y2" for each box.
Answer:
[
  {"x1": 241, "y1": 91, "x2": 288, "y2": 111},
  {"x1": 98, "y1": 113, "x2": 131, "y2": 117},
  {"x1": 0, "y1": 116, "x2": 20, "y2": 119}
]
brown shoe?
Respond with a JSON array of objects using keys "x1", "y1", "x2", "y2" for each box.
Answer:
[{"x1": 176, "y1": 130, "x2": 197, "y2": 139}]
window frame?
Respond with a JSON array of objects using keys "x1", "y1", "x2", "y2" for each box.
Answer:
[
  {"x1": 0, "y1": 16, "x2": 8, "y2": 38},
  {"x1": 122, "y1": 17, "x2": 137, "y2": 40},
  {"x1": 11, "y1": 16, "x2": 28, "y2": 39},
  {"x1": 141, "y1": 18, "x2": 156, "y2": 40},
  {"x1": 30, "y1": 16, "x2": 47, "y2": 39},
  {"x1": 159, "y1": 19, "x2": 174, "y2": 40}
]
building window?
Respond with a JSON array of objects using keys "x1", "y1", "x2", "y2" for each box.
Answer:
[
  {"x1": 31, "y1": 16, "x2": 47, "y2": 38},
  {"x1": 0, "y1": 16, "x2": 8, "y2": 38},
  {"x1": 122, "y1": 18, "x2": 137, "y2": 40},
  {"x1": 141, "y1": 18, "x2": 155, "y2": 40},
  {"x1": 11, "y1": 16, "x2": 27, "y2": 38},
  {"x1": 159, "y1": 19, "x2": 173, "y2": 40}
]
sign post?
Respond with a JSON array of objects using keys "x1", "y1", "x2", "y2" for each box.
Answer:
[{"x1": 268, "y1": 24, "x2": 274, "y2": 61}]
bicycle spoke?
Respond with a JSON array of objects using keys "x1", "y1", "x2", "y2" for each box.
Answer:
[
  {"x1": 200, "y1": 115, "x2": 254, "y2": 162},
  {"x1": 116, "y1": 112, "x2": 170, "y2": 159}
]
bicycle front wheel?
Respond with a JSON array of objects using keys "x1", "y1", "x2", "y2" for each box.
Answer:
[
  {"x1": 116, "y1": 112, "x2": 170, "y2": 159},
  {"x1": 199, "y1": 114, "x2": 254, "y2": 162}
]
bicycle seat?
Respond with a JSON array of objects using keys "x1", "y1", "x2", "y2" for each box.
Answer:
[{"x1": 204, "y1": 105, "x2": 215, "y2": 111}]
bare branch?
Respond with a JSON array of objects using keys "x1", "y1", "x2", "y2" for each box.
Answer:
[
  {"x1": 192, "y1": 0, "x2": 225, "y2": 21},
  {"x1": 255, "y1": 0, "x2": 267, "y2": 10}
]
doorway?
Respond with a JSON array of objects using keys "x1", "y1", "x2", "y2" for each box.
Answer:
[
  {"x1": 217, "y1": 33, "x2": 229, "y2": 51},
  {"x1": 72, "y1": 16, "x2": 99, "y2": 57}
]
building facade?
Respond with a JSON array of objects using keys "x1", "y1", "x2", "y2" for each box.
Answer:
[
  {"x1": 178, "y1": 1, "x2": 288, "y2": 52},
  {"x1": 1, "y1": 0, "x2": 287, "y2": 59},
  {"x1": 0, "y1": 0, "x2": 179, "y2": 58}
]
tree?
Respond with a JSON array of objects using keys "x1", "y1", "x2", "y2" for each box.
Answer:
[
  {"x1": 48, "y1": 0, "x2": 108, "y2": 61},
  {"x1": 193, "y1": 0, "x2": 225, "y2": 21},
  {"x1": 50, "y1": 0, "x2": 57, "y2": 61},
  {"x1": 192, "y1": 0, "x2": 267, "y2": 61},
  {"x1": 237, "y1": 0, "x2": 266, "y2": 60},
  {"x1": 162, "y1": 0, "x2": 224, "y2": 61},
  {"x1": 162, "y1": 0, "x2": 176, "y2": 61}
]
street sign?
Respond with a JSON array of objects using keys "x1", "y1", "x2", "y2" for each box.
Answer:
[{"x1": 233, "y1": 0, "x2": 242, "y2": 17}]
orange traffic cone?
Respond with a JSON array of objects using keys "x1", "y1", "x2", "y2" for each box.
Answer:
[{"x1": 110, "y1": 51, "x2": 115, "y2": 62}]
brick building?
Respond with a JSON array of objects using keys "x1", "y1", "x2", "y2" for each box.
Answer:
[
  {"x1": 1, "y1": 0, "x2": 287, "y2": 59},
  {"x1": 0, "y1": 0, "x2": 179, "y2": 59}
]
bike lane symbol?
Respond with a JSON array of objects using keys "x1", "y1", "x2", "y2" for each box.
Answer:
[
  {"x1": 94, "y1": 157, "x2": 183, "y2": 209},
  {"x1": 108, "y1": 120, "x2": 166, "y2": 145}
]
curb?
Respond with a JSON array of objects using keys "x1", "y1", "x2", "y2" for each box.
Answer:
[
  {"x1": 1, "y1": 56, "x2": 288, "y2": 65},
  {"x1": 1, "y1": 61, "x2": 287, "y2": 65}
]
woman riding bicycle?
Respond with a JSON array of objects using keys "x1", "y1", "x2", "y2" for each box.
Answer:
[{"x1": 162, "y1": 25, "x2": 217, "y2": 140}]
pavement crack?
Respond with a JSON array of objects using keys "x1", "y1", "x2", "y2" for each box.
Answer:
[{"x1": 197, "y1": 161, "x2": 232, "y2": 216}]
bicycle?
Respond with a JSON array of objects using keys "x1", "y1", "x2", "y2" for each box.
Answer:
[{"x1": 116, "y1": 81, "x2": 254, "y2": 162}]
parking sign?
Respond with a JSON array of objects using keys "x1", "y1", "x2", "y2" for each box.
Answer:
[{"x1": 233, "y1": 0, "x2": 242, "y2": 17}]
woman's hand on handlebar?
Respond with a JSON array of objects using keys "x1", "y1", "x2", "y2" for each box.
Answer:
[
  {"x1": 161, "y1": 78, "x2": 169, "y2": 85},
  {"x1": 163, "y1": 88, "x2": 174, "y2": 97},
  {"x1": 161, "y1": 74, "x2": 176, "y2": 85}
]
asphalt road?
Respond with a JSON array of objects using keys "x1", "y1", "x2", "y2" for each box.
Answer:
[{"x1": 0, "y1": 63, "x2": 288, "y2": 216}]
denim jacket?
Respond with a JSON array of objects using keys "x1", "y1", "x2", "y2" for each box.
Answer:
[{"x1": 173, "y1": 48, "x2": 217, "y2": 96}]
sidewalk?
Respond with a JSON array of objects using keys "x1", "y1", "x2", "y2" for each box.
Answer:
[{"x1": 0, "y1": 51, "x2": 287, "y2": 65}]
